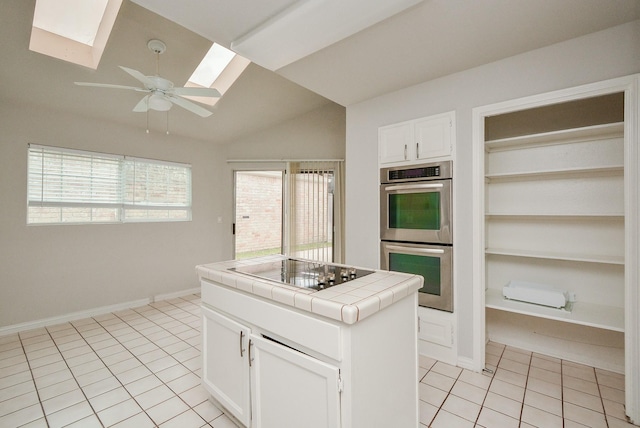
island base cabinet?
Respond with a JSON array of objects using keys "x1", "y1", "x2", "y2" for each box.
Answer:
[
  {"x1": 201, "y1": 306, "x2": 251, "y2": 428},
  {"x1": 250, "y1": 335, "x2": 341, "y2": 428},
  {"x1": 200, "y1": 276, "x2": 419, "y2": 428}
]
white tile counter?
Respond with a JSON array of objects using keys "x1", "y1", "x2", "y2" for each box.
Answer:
[{"x1": 196, "y1": 254, "x2": 422, "y2": 325}]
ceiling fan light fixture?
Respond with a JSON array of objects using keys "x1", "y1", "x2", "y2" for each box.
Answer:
[
  {"x1": 75, "y1": 40, "x2": 218, "y2": 118},
  {"x1": 148, "y1": 93, "x2": 171, "y2": 111}
]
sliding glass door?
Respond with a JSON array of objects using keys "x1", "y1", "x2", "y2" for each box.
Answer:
[
  {"x1": 233, "y1": 161, "x2": 343, "y2": 263},
  {"x1": 233, "y1": 170, "x2": 284, "y2": 259}
]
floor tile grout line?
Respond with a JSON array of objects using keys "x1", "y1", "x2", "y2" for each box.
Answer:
[
  {"x1": 561, "y1": 358, "x2": 565, "y2": 428},
  {"x1": 481, "y1": 342, "x2": 517, "y2": 426},
  {"x1": 51, "y1": 321, "x2": 107, "y2": 428},
  {"x1": 522, "y1": 349, "x2": 533, "y2": 428},
  {"x1": 13, "y1": 332, "x2": 48, "y2": 427},
  {"x1": 592, "y1": 365, "x2": 611, "y2": 428}
]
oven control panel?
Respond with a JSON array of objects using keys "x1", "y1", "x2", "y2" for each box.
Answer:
[{"x1": 381, "y1": 160, "x2": 452, "y2": 183}]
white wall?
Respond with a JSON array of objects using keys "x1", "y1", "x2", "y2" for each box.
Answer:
[
  {"x1": 0, "y1": 100, "x2": 345, "y2": 329},
  {"x1": 223, "y1": 103, "x2": 345, "y2": 161},
  {"x1": 344, "y1": 20, "x2": 640, "y2": 363}
]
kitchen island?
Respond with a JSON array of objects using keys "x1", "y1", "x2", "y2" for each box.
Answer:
[{"x1": 196, "y1": 255, "x2": 422, "y2": 428}]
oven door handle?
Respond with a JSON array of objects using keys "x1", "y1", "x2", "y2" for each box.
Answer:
[
  {"x1": 384, "y1": 183, "x2": 444, "y2": 191},
  {"x1": 385, "y1": 245, "x2": 445, "y2": 255}
]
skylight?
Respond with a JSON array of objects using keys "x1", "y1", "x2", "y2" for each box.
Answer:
[
  {"x1": 185, "y1": 43, "x2": 250, "y2": 107},
  {"x1": 189, "y1": 43, "x2": 236, "y2": 88},
  {"x1": 33, "y1": 0, "x2": 108, "y2": 46},
  {"x1": 30, "y1": 0, "x2": 121, "y2": 69}
]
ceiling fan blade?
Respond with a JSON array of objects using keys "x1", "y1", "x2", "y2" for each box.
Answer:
[
  {"x1": 74, "y1": 82, "x2": 148, "y2": 92},
  {"x1": 133, "y1": 96, "x2": 149, "y2": 112},
  {"x1": 172, "y1": 87, "x2": 221, "y2": 97},
  {"x1": 168, "y1": 95, "x2": 213, "y2": 118},
  {"x1": 119, "y1": 66, "x2": 156, "y2": 88}
]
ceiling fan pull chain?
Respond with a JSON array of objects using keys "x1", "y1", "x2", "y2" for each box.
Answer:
[
  {"x1": 166, "y1": 110, "x2": 170, "y2": 135},
  {"x1": 146, "y1": 108, "x2": 150, "y2": 134}
]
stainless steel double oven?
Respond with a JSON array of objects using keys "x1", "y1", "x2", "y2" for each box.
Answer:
[{"x1": 380, "y1": 161, "x2": 453, "y2": 312}]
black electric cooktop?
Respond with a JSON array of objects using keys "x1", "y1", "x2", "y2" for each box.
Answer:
[{"x1": 229, "y1": 258, "x2": 374, "y2": 291}]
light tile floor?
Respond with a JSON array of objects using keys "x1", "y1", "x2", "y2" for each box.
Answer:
[
  {"x1": 0, "y1": 294, "x2": 636, "y2": 427},
  {"x1": 420, "y1": 342, "x2": 637, "y2": 428}
]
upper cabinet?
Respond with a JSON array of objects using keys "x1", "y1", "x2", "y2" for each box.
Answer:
[{"x1": 379, "y1": 111, "x2": 454, "y2": 165}]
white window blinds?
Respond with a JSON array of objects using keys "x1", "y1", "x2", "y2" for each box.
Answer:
[
  {"x1": 285, "y1": 160, "x2": 345, "y2": 263},
  {"x1": 123, "y1": 158, "x2": 192, "y2": 222},
  {"x1": 27, "y1": 145, "x2": 191, "y2": 224}
]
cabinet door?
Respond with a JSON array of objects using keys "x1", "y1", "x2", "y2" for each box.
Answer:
[
  {"x1": 414, "y1": 114, "x2": 452, "y2": 159},
  {"x1": 250, "y1": 335, "x2": 341, "y2": 428},
  {"x1": 201, "y1": 306, "x2": 251, "y2": 427},
  {"x1": 379, "y1": 122, "x2": 412, "y2": 164}
]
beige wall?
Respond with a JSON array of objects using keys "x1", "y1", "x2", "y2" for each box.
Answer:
[{"x1": 0, "y1": 100, "x2": 345, "y2": 328}]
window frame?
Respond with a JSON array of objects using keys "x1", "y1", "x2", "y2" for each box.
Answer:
[{"x1": 27, "y1": 144, "x2": 192, "y2": 225}]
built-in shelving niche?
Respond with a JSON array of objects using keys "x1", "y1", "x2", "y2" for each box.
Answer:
[{"x1": 483, "y1": 92, "x2": 626, "y2": 372}]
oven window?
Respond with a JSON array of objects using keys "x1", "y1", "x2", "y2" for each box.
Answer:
[
  {"x1": 388, "y1": 192, "x2": 440, "y2": 230},
  {"x1": 389, "y1": 253, "x2": 441, "y2": 296}
]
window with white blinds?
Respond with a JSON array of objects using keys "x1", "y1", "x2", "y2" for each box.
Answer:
[{"x1": 27, "y1": 145, "x2": 192, "y2": 224}]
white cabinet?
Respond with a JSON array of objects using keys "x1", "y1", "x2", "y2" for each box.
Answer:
[
  {"x1": 200, "y1": 277, "x2": 419, "y2": 428},
  {"x1": 417, "y1": 307, "x2": 457, "y2": 365},
  {"x1": 379, "y1": 111, "x2": 454, "y2": 164},
  {"x1": 250, "y1": 335, "x2": 340, "y2": 428},
  {"x1": 202, "y1": 305, "x2": 340, "y2": 428},
  {"x1": 202, "y1": 306, "x2": 251, "y2": 427}
]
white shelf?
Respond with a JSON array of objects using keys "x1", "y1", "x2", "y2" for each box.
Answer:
[
  {"x1": 485, "y1": 288, "x2": 624, "y2": 332},
  {"x1": 485, "y1": 165, "x2": 623, "y2": 181},
  {"x1": 485, "y1": 122, "x2": 624, "y2": 151},
  {"x1": 485, "y1": 212, "x2": 624, "y2": 219},
  {"x1": 485, "y1": 247, "x2": 624, "y2": 265}
]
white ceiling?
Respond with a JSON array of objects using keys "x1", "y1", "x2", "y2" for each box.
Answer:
[
  {"x1": 132, "y1": 0, "x2": 640, "y2": 106},
  {"x1": 0, "y1": 0, "x2": 332, "y2": 143},
  {"x1": 1, "y1": 0, "x2": 638, "y2": 143}
]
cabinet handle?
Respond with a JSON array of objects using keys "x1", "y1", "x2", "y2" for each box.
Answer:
[
  {"x1": 240, "y1": 331, "x2": 245, "y2": 357},
  {"x1": 404, "y1": 144, "x2": 407, "y2": 160},
  {"x1": 248, "y1": 339, "x2": 253, "y2": 367},
  {"x1": 416, "y1": 142, "x2": 419, "y2": 158}
]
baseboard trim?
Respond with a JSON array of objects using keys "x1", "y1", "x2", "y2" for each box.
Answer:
[
  {"x1": 456, "y1": 356, "x2": 477, "y2": 372},
  {"x1": 0, "y1": 298, "x2": 151, "y2": 337},
  {"x1": 153, "y1": 287, "x2": 200, "y2": 302},
  {"x1": 0, "y1": 287, "x2": 202, "y2": 337}
]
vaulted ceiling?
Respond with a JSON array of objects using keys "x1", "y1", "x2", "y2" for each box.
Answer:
[{"x1": 1, "y1": 0, "x2": 638, "y2": 143}]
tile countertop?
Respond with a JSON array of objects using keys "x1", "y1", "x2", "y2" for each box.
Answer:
[{"x1": 196, "y1": 255, "x2": 423, "y2": 325}]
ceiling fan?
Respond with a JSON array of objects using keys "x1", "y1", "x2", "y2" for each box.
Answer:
[{"x1": 74, "y1": 39, "x2": 220, "y2": 118}]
